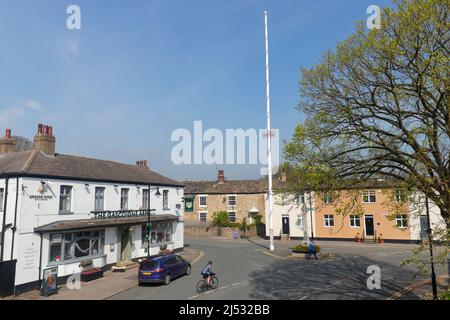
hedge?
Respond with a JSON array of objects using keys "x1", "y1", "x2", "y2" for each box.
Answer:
[{"x1": 292, "y1": 245, "x2": 321, "y2": 254}]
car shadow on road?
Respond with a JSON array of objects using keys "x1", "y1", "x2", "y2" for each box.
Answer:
[{"x1": 248, "y1": 254, "x2": 422, "y2": 300}]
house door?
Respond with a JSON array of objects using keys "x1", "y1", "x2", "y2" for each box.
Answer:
[
  {"x1": 365, "y1": 215, "x2": 375, "y2": 237},
  {"x1": 419, "y1": 216, "x2": 429, "y2": 239},
  {"x1": 282, "y1": 217, "x2": 290, "y2": 235},
  {"x1": 120, "y1": 228, "x2": 132, "y2": 262}
]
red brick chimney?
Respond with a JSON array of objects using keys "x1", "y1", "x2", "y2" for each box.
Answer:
[
  {"x1": 136, "y1": 160, "x2": 148, "y2": 168},
  {"x1": 0, "y1": 129, "x2": 17, "y2": 153},
  {"x1": 218, "y1": 170, "x2": 225, "y2": 184},
  {"x1": 33, "y1": 123, "x2": 56, "y2": 156}
]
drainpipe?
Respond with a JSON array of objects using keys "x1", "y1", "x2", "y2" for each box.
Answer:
[
  {"x1": 38, "y1": 233, "x2": 43, "y2": 287},
  {"x1": 0, "y1": 176, "x2": 9, "y2": 262},
  {"x1": 10, "y1": 177, "x2": 19, "y2": 260}
]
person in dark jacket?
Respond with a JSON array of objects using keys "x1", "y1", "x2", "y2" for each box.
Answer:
[
  {"x1": 200, "y1": 260, "x2": 214, "y2": 287},
  {"x1": 308, "y1": 240, "x2": 318, "y2": 260}
]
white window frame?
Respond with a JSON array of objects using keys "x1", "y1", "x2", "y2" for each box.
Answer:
[
  {"x1": 395, "y1": 190, "x2": 406, "y2": 203},
  {"x1": 296, "y1": 214, "x2": 304, "y2": 228},
  {"x1": 94, "y1": 187, "x2": 105, "y2": 211},
  {"x1": 227, "y1": 195, "x2": 237, "y2": 207},
  {"x1": 323, "y1": 193, "x2": 333, "y2": 205},
  {"x1": 362, "y1": 190, "x2": 377, "y2": 203},
  {"x1": 198, "y1": 211, "x2": 208, "y2": 222},
  {"x1": 59, "y1": 185, "x2": 73, "y2": 213},
  {"x1": 142, "y1": 189, "x2": 149, "y2": 210},
  {"x1": 395, "y1": 214, "x2": 408, "y2": 229},
  {"x1": 163, "y1": 190, "x2": 169, "y2": 210},
  {"x1": 324, "y1": 214, "x2": 334, "y2": 227},
  {"x1": 198, "y1": 195, "x2": 208, "y2": 207},
  {"x1": 349, "y1": 215, "x2": 361, "y2": 228},
  {"x1": 228, "y1": 211, "x2": 237, "y2": 223},
  {"x1": 120, "y1": 188, "x2": 129, "y2": 210}
]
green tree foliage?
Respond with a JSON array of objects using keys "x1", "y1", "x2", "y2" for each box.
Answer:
[
  {"x1": 212, "y1": 211, "x2": 229, "y2": 227},
  {"x1": 284, "y1": 0, "x2": 450, "y2": 228}
]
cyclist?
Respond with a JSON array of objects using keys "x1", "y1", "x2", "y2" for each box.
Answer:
[{"x1": 200, "y1": 260, "x2": 214, "y2": 288}]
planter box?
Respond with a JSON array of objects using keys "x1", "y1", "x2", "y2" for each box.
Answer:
[{"x1": 80, "y1": 269, "x2": 104, "y2": 282}]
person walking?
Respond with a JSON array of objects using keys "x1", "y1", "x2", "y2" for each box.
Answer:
[{"x1": 308, "y1": 240, "x2": 318, "y2": 260}]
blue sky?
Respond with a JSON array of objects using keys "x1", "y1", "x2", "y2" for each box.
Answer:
[{"x1": 0, "y1": 0, "x2": 393, "y2": 181}]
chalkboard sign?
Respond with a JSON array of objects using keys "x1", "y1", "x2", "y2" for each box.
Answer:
[{"x1": 41, "y1": 267, "x2": 58, "y2": 297}]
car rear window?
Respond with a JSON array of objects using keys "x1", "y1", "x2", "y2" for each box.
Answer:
[{"x1": 141, "y1": 260, "x2": 159, "y2": 269}]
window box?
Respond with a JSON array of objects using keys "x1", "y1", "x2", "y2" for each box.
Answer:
[{"x1": 80, "y1": 268, "x2": 104, "y2": 282}]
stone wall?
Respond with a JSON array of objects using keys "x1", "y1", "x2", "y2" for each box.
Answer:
[{"x1": 184, "y1": 221, "x2": 258, "y2": 239}]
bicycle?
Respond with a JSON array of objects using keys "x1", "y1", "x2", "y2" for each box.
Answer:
[{"x1": 196, "y1": 273, "x2": 218, "y2": 293}]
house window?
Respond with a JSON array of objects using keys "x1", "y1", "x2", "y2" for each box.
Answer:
[
  {"x1": 228, "y1": 211, "x2": 237, "y2": 223},
  {"x1": 142, "y1": 222, "x2": 172, "y2": 246},
  {"x1": 199, "y1": 195, "x2": 207, "y2": 207},
  {"x1": 296, "y1": 214, "x2": 304, "y2": 228},
  {"x1": 350, "y1": 215, "x2": 361, "y2": 227},
  {"x1": 120, "y1": 188, "x2": 129, "y2": 210},
  {"x1": 94, "y1": 187, "x2": 105, "y2": 211},
  {"x1": 59, "y1": 186, "x2": 73, "y2": 213},
  {"x1": 324, "y1": 214, "x2": 334, "y2": 227},
  {"x1": 228, "y1": 195, "x2": 236, "y2": 206},
  {"x1": 49, "y1": 230, "x2": 104, "y2": 263},
  {"x1": 296, "y1": 193, "x2": 305, "y2": 205},
  {"x1": 396, "y1": 215, "x2": 408, "y2": 228},
  {"x1": 395, "y1": 190, "x2": 406, "y2": 203},
  {"x1": 142, "y1": 189, "x2": 149, "y2": 210},
  {"x1": 362, "y1": 190, "x2": 377, "y2": 203},
  {"x1": 199, "y1": 212, "x2": 207, "y2": 222},
  {"x1": 323, "y1": 193, "x2": 333, "y2": 205},
  {"x1": 163, "y1": 190, "x2": 169, "y2": 210},
  {"x1": 0, "y1": 188, "x2": 4, "y2": 211}
]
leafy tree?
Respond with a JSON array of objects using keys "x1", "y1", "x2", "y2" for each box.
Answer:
[
  {"x1": 212, "y1": 211, "x2": 229, "y2": 227},
  {"x1": 284, "y1": 0, "x2": 449, "y2": 228}
]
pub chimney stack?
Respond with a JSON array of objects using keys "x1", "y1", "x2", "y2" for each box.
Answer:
[
  {"x1": 218, "y1": 170, "x2": 225, "y2": 184},
  {"x1": 33, "y1": 123, "x2": 56, "y2": 156},
  {"x1": 0, "y1": 129, "x2": 17, "y2": 153}
]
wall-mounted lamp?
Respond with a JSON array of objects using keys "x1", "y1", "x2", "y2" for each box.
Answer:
[
  {"x1": 155, "y1": 188, "x2": 161, "y2": 196},
  {"x1": 84, "y1": 183, "x2": 90, "y2": 187}
]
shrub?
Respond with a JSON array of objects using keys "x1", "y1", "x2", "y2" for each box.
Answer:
[
  {"x1": 440, "y1": 289, "x2": 450, "y2": 300},
  {"x1": 292, "y1": 244, "x2": 321, "y2": 254},
  {"x1": 253, "y1": 214, "x2": 263, "y2": 225},
  {"x1": 212, "y1": 211, "x2": 230, "y2": 227}
]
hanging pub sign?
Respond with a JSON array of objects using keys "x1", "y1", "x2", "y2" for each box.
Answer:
[
  {"x1": 41, "y1": 267, "x2": 58, "y2": 297},
  {"x1": 184, "y1": 195, "x2": 194, "y2": 212}
]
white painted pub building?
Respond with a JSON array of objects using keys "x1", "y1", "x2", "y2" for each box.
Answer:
[{"x1": 0, "y1": 125, "x2": 185, "y2": 295}]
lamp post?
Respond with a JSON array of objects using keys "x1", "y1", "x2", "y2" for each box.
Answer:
[
  {"x1": 425, "y1": 195, "x2": 438, "y2": 300},
  {"x1": 147, "y1": 186, "x2": 161, "y2": 257},
  {"x1": 309, "y1": 191, "x2": 314, "y2": 241}
]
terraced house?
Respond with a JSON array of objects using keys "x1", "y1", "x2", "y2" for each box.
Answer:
[{"x1": 184, "y1": 170, "x2": 266, "y2": 225}]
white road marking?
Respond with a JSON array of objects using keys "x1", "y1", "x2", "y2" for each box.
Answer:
[
  {"x1": 219, "y1": 286, "x2": 230, "y2": 290},
  {"x1": 232, "y1": 283, "x2": 240, "y2": 286},
  {"x1": 188, "y1": 295, "x2": 198, "y2": 300},
  {"x1": 204, "y1": 290, "x2": 215, "y2": 295},
  {"x1": 299, "y1": 295, "x2": 309, "y2": 300}
]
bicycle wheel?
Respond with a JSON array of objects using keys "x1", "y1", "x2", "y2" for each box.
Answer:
[
  {"x1": 210, "y1": 276, "x2": 219, "y2": 289},
  {"x1": 196, "y1": 279, "x2": 207, "y2": 293}
]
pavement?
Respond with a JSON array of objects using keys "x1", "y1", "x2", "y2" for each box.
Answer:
[
  {"x1": 6, "y1": 248, "x2": 202, "y2": 300},
  {"x1": 5, "y1": 237, "x2": 448, "y2": 300}
]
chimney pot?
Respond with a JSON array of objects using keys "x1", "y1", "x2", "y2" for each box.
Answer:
[
  {"x1": 5, "y1": 129, "x2": 11, "y2": 139},
  {"x1": 218, "y1": 170, "x2": 225, "y2": 184},
  {"x1": 38, "y1": 124, "x2": 43, "y2": 134},
  {"x1": 49, "y1": 126, "x2": 53, "y2": 136},
  {"x1": 33, "y1": 123, "x2": 56, "y2": 156}
]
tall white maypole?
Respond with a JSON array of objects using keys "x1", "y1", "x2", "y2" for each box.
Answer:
[{"x1": 264, "y1": 10, "x2": 274, "y2": 251}]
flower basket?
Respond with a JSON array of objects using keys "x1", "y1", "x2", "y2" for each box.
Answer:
[
  {"x1": 378, "y1": 234, "x2": 384, "y2": 244},
  {"x1": 80, "y1": 267, "x2": 104, "y2": 282}
]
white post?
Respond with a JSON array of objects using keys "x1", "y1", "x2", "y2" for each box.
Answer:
[{"x1": 265, "y1": 10, "x2": 274, "y2": 251}]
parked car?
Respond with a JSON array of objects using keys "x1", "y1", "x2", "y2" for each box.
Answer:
[{"x1": 138, "y1": 254, "x2": 191, "y2": 285}]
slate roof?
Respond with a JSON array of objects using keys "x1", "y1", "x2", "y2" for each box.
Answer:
[
  {"x1": 184, "y1": 179, "x2": 268, "y2": 194},
  {"x1": 0, "y1": 150, "x2": 183, "y2": 187}
]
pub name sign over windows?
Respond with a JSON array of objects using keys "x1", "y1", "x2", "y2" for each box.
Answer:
[{"x1": 91, "y1": 210, "x2": 152, "y2": 220}]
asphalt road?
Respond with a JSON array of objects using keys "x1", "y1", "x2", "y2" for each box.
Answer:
[{"x1": 109, "y1": 237, "x2": 446, "y2": 300}]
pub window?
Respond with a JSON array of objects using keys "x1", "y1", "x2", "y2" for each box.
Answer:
[
  {"x1": 49, "y1": 230, "x2": 104, "y2": 264},
  {"x1": 350, "y1": 215, "x2": 361, "y2": 227},
  {"x1": 120, "y1": 188, "x2": 129, "y2": 210},
  {"x1": 0, "y1": 188, "x2": 4, "y2": 211},
  {"x1": 142, "y1": 222, "x2": 172, "y2": 246},
  {"x1": 163, "y1": 190, "x2": 169, "y2": 210},
  {"x1": 362, "y1": 190, "x2": 376, "y2": 203},
  {"x1": 395, "y1": 190, "x2": 406, "y2": 203},
  {"x1": 228, "y1": 195, "x2": 237, "y2": 206},
  {"x1": 94, "y1": 187, "x2": 105, "y2": 211},
  {"x1": 324, "y1": 214, "x2": 334, "y2": 227},
  {"x1": 228, "y1": 211, "x2": 237, "y2": 223},
  {"x1": 142, "y1": 189, "x2": 149, "y2": 210},
  {"x1": 59, "y1": 185, "x2": 73, "y2": 213},
  {"x1": 199, "y1": 212, "x2": 207, "y2": 222},
  {"x1": 199, "y1": 195, "x2": 207, "y2": 207}
]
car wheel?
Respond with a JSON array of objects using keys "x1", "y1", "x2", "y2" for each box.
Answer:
[
  {"x1": 185, "y1": 266, "x2": 191, "y2": 275},
  {"x1": 163, "y1": 274, "x2": 171, "y2": 285}
]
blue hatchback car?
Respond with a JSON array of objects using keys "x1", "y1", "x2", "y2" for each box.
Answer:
[{"x1": 138, "y1": 254, "x2": 191, "y2": 285}]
